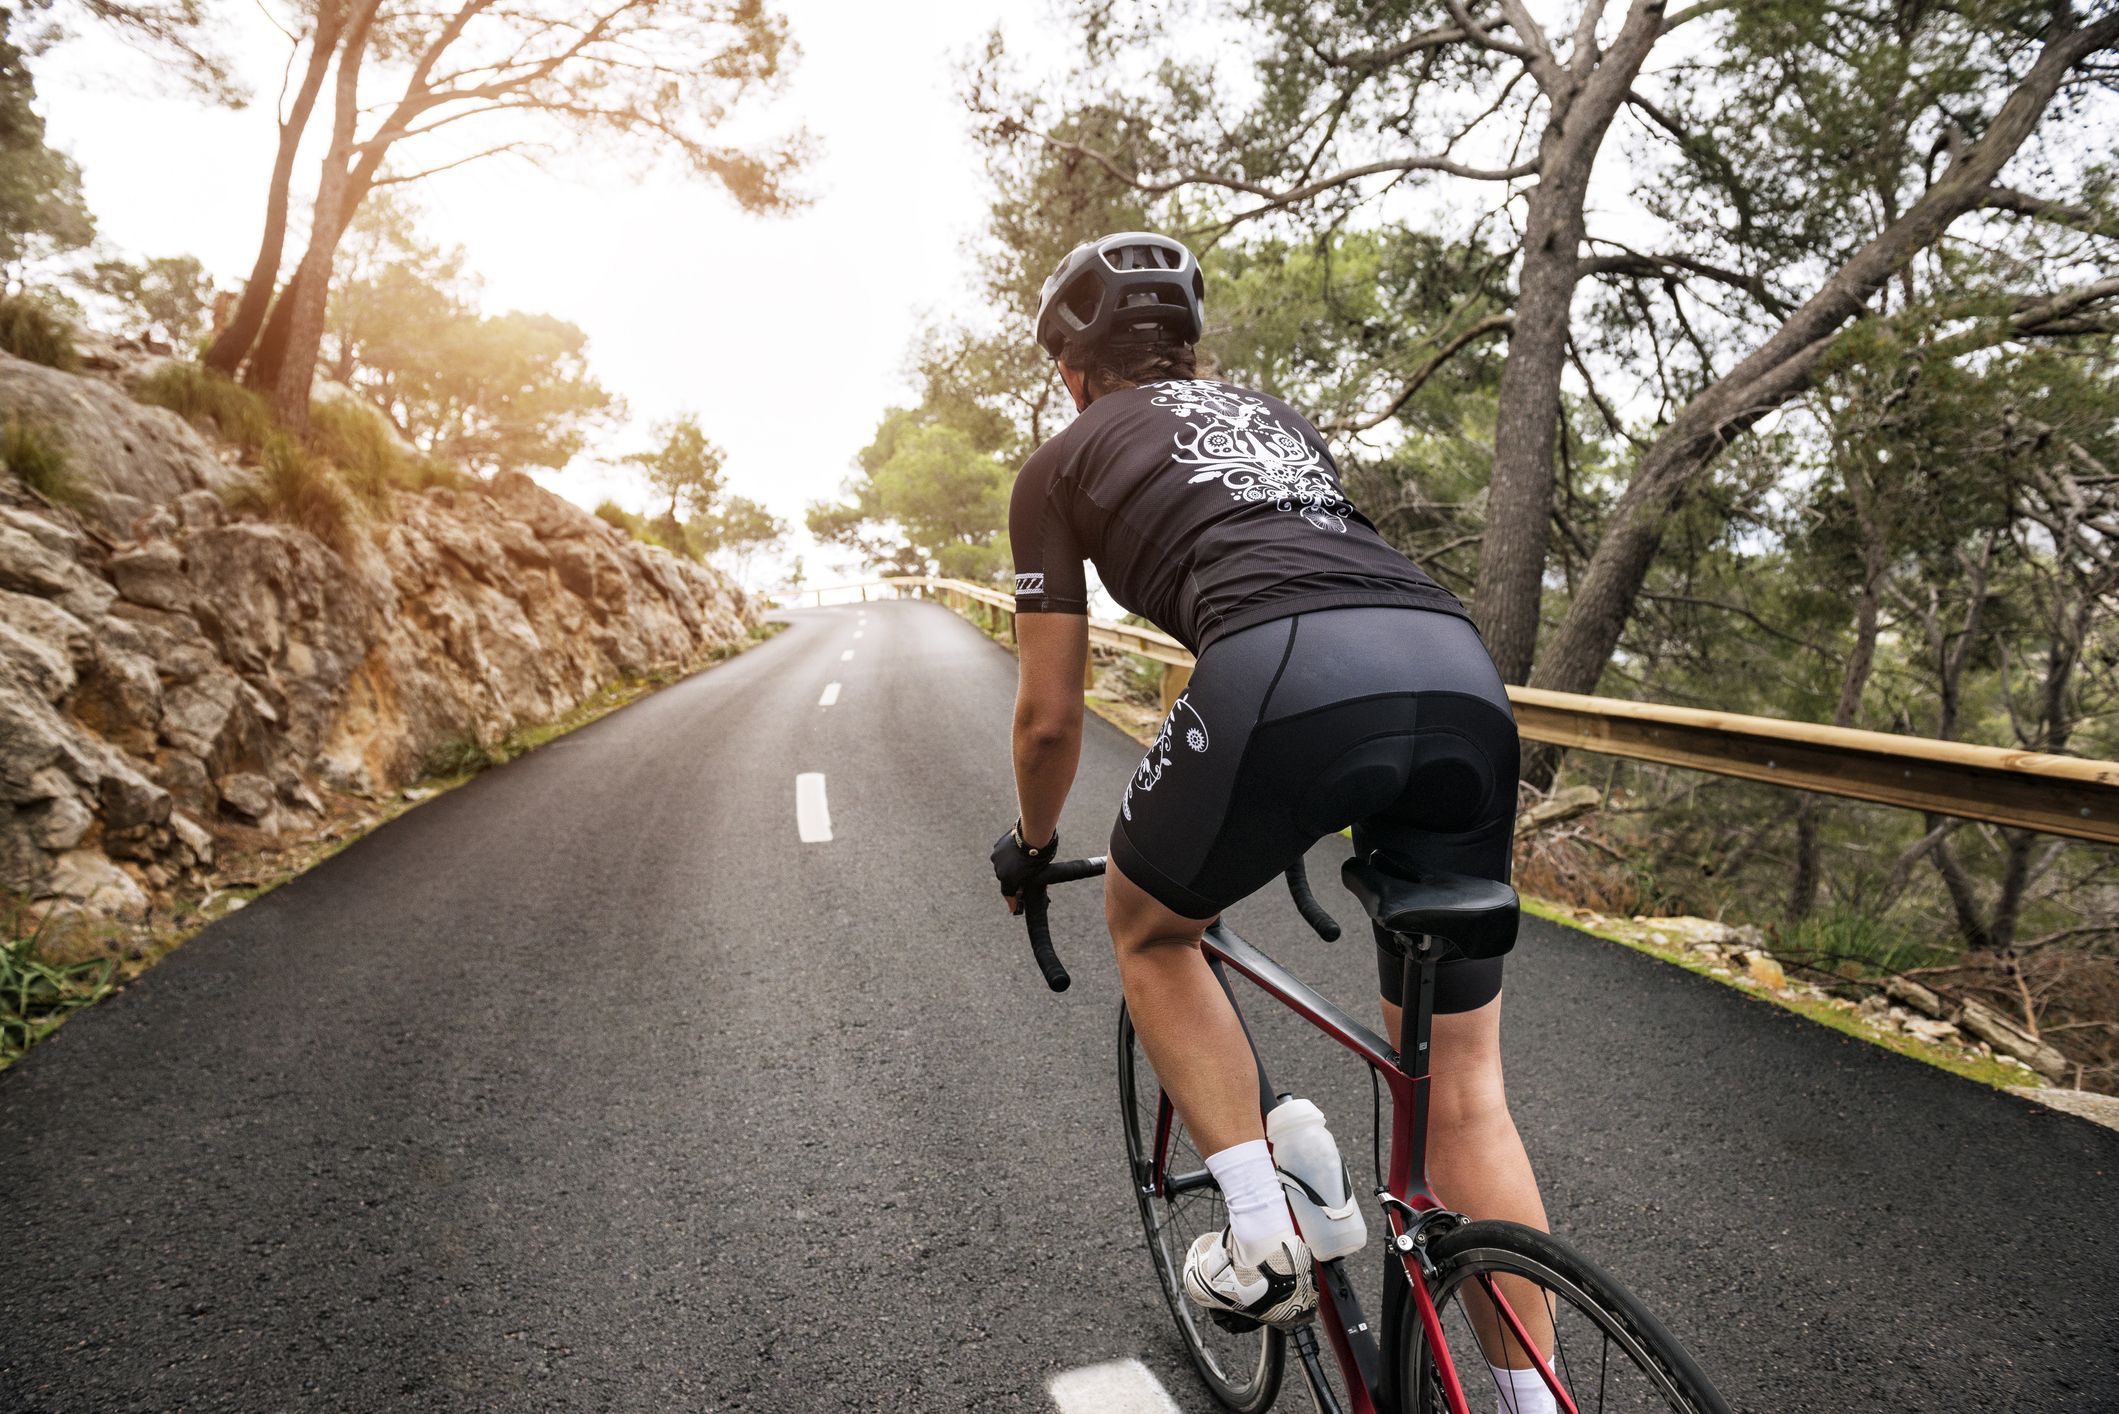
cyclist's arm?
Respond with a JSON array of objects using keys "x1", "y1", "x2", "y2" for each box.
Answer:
[
  {"x1": 1013, "y1": 613, "x2": 1088, "y2": 845},
  {"x1": 1008, "y1": 442, "x2": 1091, "y2": 846}
]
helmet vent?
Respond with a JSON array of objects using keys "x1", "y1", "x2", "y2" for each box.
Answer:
[{"x1": 1059, "y1": 271, "x2": 1103, "y2": 327}]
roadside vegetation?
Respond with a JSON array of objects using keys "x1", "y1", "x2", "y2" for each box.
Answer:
[
  {"x1": 1, "y1": 413, "x2": 80, "y2": 505},
  {"x1": 1, "y1": 915, "x2": 114, "y2": 1069},
  {"x1": 0, "y1": 293, "x2": 79, "y2": 370}
]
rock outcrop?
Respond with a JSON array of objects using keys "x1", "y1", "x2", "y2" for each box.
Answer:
[{"x1": 0, "y1": 350, "x2": 753, "y2": 923}]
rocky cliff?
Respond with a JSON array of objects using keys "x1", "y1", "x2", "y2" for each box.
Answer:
[{"x1": 0, "y1": 349, "x2": 754, "y2": 924}]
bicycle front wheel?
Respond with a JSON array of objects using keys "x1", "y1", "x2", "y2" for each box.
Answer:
[
  {"x1": 1403, "y1": 1220, "x2": 1730, "y2": 1414},
  {"x1": 1117, "y1": 1004, "x2": 1285, "y2": 1413}
]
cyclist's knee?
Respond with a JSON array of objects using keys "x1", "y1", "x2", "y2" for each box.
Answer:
[{"x1": 1106, "y1": 859, "x2": 1211, "y2": 957}]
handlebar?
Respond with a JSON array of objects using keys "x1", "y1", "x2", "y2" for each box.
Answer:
[
  {"x1": 1284, "y1": 858, "x2": 1343, "y2": 942},
  {"x1": 1020, "y1": 855, "x2": 1108, "y2": 993},
  {"x1": 1017, "y1": 855, "x2": 1341, "y2": 993}
]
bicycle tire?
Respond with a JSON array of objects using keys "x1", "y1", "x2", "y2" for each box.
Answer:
[
  {"x1": 1117, "y1": 1004, "x2": 1285, "y2": 1413},
  {"x1": 1401, "y1": 1220, "x2": 1730, "y2": 1414}
]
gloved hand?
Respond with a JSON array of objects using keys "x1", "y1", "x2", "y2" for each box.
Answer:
[{"x1": 992, "y1": 820, "x2": 1059, "y2": 911}]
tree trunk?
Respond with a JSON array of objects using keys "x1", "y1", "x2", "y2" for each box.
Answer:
[
  {"x1": 1528, "y1": 10, "x2": 2119, "y2": 698},
  {"x1": 204, "y1": 7, "x2": 344, "y2": 377},
  {"x1": 1475, "y1": 178, "x2": 1586, "y2": 683},
  {"x1": 263, "y1": 2, "x2": 380, "y2": 430},
  {"x1": 1469, "y1": 0, "x2": 1668, "y2": 684},
  {"x1": 1792, "y1": 474, "x2": 1890, "y2": 915}
]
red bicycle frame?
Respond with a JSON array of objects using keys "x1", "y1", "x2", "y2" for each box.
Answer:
[{"x1": 1140, "y1": 917, "x2": 1574, "y2": 1414}]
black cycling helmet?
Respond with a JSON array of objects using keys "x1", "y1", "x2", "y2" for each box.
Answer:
[{"x1": 1033, "y1": 231, "x2": 1205, "y2": 361}]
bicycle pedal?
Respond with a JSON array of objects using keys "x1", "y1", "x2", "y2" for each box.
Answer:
[{"x1": 1206, "y1": 1307, "x2": 1264, "y2": 1334}]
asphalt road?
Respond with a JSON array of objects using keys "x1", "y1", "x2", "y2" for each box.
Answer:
[{"x1": 3, "y1": 600, "x2": 2115, "y2": 1413}]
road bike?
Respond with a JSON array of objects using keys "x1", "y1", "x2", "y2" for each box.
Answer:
[{"x1": 1018, "y1": 852, "x2": 1731, "y2": 1414}]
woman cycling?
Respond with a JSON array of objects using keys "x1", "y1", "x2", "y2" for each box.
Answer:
[{"x1": 989, "y1": 232, "x2": 1549, "y2": 1361}]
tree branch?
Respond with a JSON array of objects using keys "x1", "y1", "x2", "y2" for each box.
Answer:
[
  {"x1": 1328, "y1": 313, "x2": 1515, "y2": 433},
  {"x1": 1579, "y1": 246, "x2": 1794, "y2": 314},
  {"x1": 1979, "y1": 184, "x2": 2119, "y2": 235}
]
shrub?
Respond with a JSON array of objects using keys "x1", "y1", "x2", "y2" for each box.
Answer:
[
  {"x1": 0, "y1": 294, "x2": 79, "y2": 370},
  {"x1": 133, "y1": 363, "x2": 274, "y2": 457},
  {"x1": 421, "y1": 735, "x2": 505, "y2": 778},
  {"x1": 1, "y1": 415, "x2": 82, "y2": 505},
  {"x1": 1779, "y1": 907, "x2": 1955, "y2": 977},
  {"x1": 1, "y1": 919, "x2": 114, "y2": 1069},
  {"x1": 307, "y1": 396, "x2": 408, "y2": 507},
  {"x1": 222, "y1": 433, "x2": 356, "y2": 554}
]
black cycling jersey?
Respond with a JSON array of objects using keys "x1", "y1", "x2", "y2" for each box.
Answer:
[{"x1": 1008, "y1": 378, "x2": 1465, "y2": 651}]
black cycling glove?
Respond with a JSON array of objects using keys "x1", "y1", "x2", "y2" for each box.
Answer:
[{"x1": 991, "y1": 821, "x2": 1059, "y2": 900}]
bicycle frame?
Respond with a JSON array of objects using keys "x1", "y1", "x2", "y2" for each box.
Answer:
[{"x1": 1139, "y1": 917, "x2": 1576, "y2": 1414}]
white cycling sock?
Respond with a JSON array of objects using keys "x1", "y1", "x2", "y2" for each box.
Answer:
[
  {"x1": 1488, "y1": 1361, "x2": 1561, "y2": 1414},
  {"x1": 1204, "y1": 1139, "x2": 1296, "y2": 1266}
]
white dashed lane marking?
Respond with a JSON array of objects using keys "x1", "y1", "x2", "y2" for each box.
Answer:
[
  {"x1": 795, "y1": 774, "x2": 833, "y2": 843},
  {"x1": 818, "y1": 682, "x2": 840, "y2": 707},
  {"x1": 840, "y1": 649, "x2": 855, "y2": 662},
  {"x1": 1048, "y1": 1360, "x2": 1183, "y2": 1413}
]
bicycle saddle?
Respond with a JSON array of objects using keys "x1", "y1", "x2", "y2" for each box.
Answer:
[{"x1": 1340, "y1": 856, "x2": 1519, "y2": 960}]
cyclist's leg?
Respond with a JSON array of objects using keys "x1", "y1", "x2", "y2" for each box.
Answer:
[
  {"x1": 1107, "y1": 618, "x2": 1313, "y2": 1280},
  {"x1": 1104, "y1": 861, "x2": 1258, "y2": 1157}
]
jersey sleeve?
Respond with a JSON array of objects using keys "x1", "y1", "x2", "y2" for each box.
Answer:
[{"x1": 1009, "y1": 441, "x2": 1091, "y2": 616}]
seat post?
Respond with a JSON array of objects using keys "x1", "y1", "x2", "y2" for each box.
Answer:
[
  {"x1": 1389, "y1": 939, "x2": 1440, "y2": 1200},
  {"x1": 1398, "y1": 939, "x2": 1438, "y2": 1082}
]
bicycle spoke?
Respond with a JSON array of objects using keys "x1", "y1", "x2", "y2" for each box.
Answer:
[{"x1": 1415, "y1": 1231, "x2": 1722, "y2": 1414}]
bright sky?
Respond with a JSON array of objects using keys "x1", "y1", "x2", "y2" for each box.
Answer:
[{"x1": 35, "y1": 0, "x2": 1070, "y2": 586}]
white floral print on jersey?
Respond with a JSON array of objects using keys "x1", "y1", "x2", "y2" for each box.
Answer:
[{"x1": 1150, "y1": 380, "x2": 1355, "y2": 532}]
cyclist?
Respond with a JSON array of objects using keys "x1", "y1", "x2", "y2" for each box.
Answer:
[{"x1": 990, "y1": 232, "x2": 1551, "y2": 1352}]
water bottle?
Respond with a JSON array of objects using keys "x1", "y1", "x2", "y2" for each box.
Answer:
[{"x1": 1267, "y1": 1096, "x2": 1368, "y2": 1260}]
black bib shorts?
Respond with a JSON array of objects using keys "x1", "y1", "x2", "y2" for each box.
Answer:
[{"x1": 1108, "y1": 606, "x2": 1519, "y2": 1014}]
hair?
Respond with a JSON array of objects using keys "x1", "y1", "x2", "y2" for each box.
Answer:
[{"x1": 1072, "y1": 338, "x2": 1203, "y2": 401}]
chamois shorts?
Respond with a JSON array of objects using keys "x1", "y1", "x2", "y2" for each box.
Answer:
[{"x1": 1108, "y1": 606, "x2": 1520, "y2": 1014}]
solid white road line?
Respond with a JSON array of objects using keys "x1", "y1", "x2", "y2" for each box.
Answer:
[
  {"x1": 840, "y1": 649, "x2": 855, "y2": 661},
  {"x1": 795, "y1": 773, "x2": 833, "y2": 843},
  {"x1": 818, "y1": 682, "x2": 841, "y2": 707},
  {"x1": 1048, "y1": 1360, "x2": 1183, "y2": 1414}
]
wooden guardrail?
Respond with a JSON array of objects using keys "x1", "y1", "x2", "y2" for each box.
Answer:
[{"x1": 780, "y1": 576, "x2": 2119, "y2": 845}]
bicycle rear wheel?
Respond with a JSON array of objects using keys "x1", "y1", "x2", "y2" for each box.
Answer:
[
  {"x1": 1117, "y1": 1004, "x2": 1285, "y2": 1413},
  {"x1": 1402, "y1": 1220, "x2": 1729, "y2": 1414}
]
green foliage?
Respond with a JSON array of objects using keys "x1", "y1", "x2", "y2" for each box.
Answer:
[
  {"x1": 0, "y1": 291, "x2": 78, "y2": 369},
  {"x1": 1, "y1": 413, "x2": 79, "y2": 504},
  {"x1": 812, "y1": 411, "x2": 1013, "y2": 582},
  {"x1": 327, "y1": 198, "x2": 616, "y2": 474},
  {"x1": 221, "y1": 433, "x2": 356, "y2": 554},
  {"x1": 1778, "y1": 907, "x2": 1956, "y2": 978},
  {"x1": 592, "y1": 498, "x2": 689, "y2": 558},
  {"x1": 421, "y1": 736, "x2": 505, "y2": 779},
  {"x1": 625, "y1": 414, "x2": 727, "y2": 523},
  {"x1": 137, "y1": 364, "x2": 464, "y2": 538},
  {"x1": 305, "y1": 396, "x2": 462, "y2": 503},
  {"x1": 0, "y1": 11, "x2": 94, "y2": 272},
  {"x1": 81, "y1": 254, "x2": 215, "y2": 345},
  {"x1": 133, "y1": 362, "x2": 274, "y2": 456},
  {"x1": 1, "y1": 920, "x2": 114, "y2": 1069},
  {"x1": 693, "y1": 493, "x2": 788, "y2": 586}
]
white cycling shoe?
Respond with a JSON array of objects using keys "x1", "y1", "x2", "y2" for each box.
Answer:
[{"x1": 1181, "y1": 1227, "x2": 1317, "y2": 1330}]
